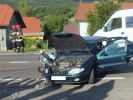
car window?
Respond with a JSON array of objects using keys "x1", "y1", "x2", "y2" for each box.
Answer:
[
  {"x1": 104, "y1": 18, "x2": 122, "y2": 32},
  {"x1": 96, "y1": 41, "x2": 105, "y2": 52},
  {"x1": 126, "y1": 16, "x2": 133, "y2": 27},
  {"x1": 104, "y1": 39, "x2": 126, "y2": 55}
]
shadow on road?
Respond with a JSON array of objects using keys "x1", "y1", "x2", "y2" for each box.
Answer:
[
  {"x1": 0, "y1": 76, "x2": 114, "y2": 100},
  {"x1": 0, "y1": 77, "x2": 43, "y2": 99},
  {"x1": 18, "y1": 80, "x2": 114, "y2": 100},
  {"x1": 19, "y1": 84, "x2": 62, "y2": 100},
  {"x1": 44, "y1": 80, "x2": 114, "y2": 100}
]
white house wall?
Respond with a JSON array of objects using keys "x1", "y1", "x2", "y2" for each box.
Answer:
[
  {"x1": 79, "y1": 22, "x2": 89, "y2": 37},
  {"x1": 0, "y1": 29, "x2": 7, "y2": 50}
]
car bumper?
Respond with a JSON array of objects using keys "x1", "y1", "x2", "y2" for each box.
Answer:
[{"x1": 43, "y1": 73, "x2": 89, "y2": 84}]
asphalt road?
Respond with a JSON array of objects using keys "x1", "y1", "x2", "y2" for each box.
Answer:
[{"x1": 1, "y1": 53, "x2": 133, "y2": 100}]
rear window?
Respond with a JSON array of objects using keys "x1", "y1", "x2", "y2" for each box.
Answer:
[{"x1": 126, "y1": 16, "x2": 133, "y2": 27}]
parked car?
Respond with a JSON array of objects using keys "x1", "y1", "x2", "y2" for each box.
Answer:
[
  {"x1": 93, "y1": 9, "x2": 133, "y2": 42},
  {"x1": 38, "y1": 33, "x2": 133, "y2": 85}
]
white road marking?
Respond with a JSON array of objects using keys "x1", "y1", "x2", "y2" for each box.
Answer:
[
  {"x1": 0, "y1": 52, "x2": 39, "y2": 56},
  {"x1": 98, "y1": 77, "x2": 125, "y2": 80},
  {"x1": 9, "y1": 61, "x2": 30, "y2": 64},
  {"x1": 34, "y1": 53, "x2": 40, "y2": 54},
  {"x1": 0, "y1": 53, "x2": 22, "y2": 56},
  {"x1": 0, "y1": 78, "x2": 22, "y2": 82}
]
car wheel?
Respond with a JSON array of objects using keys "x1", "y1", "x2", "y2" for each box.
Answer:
[{"x1": 88, "y1": 68, "x2": 95, "y2": 84}]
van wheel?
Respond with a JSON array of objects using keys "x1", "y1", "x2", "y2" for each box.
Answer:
[{"x1": 88, "y1": 68, "x2": 95, "y2": 84}]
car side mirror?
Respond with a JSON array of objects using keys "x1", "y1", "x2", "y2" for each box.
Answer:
[{"x1": 104, "y1": 26, "x2": 107, "y2": 32}]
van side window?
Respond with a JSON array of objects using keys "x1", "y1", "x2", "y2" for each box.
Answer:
[
  {"x1": 104, "y1": 18, "x2": 122, "y2": 32},
  {"x1": 126, "y1": 16, "x2": 133, "y2": 27}
]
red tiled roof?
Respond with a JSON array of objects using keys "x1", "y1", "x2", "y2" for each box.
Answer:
[
  {"x1": 63, "y1": 24, "x2": 79, "y2": 35},
  {"x1": 22, "y1": 17, "x2": 41, "y2": 33},
  {"x1": 121, "y1": 2, "x2": 133, "y2": 9},
  {"x1": 0, "y1": 4, "x2": 14, "y2": 26},
  {"x1": 75, "y1": 3, "x2": 95, "y2": 21},
  {"x1": 75, "y1": 2, "x2": 133, "y2": 21}
]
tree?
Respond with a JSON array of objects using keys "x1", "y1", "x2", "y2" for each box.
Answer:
[
  {"x1": 42, "y1": 14, "x2": 65, "y2": 33},
  {"x1": 42, "y1": 6, "x2": 75, "y2": 33},
  {"x1": 87, "y1": 0, "x2": 120, "y2": 35},
  {"x1": 17, "y1": 0, "x2": 32, "y2": 16}
]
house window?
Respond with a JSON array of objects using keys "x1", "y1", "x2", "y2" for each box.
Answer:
[
  {"x1": 126, "y1": 16, "x2": 133, "y2": 28},
  {"x1": 104, "y1": 18, "x2": 122, "y2": 32}
]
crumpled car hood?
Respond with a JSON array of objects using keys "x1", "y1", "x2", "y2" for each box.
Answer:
[{"x1": 47, "y1": 33, "x2": 90, "y2": 51}]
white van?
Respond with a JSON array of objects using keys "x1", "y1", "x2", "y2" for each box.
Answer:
[{"x1": 93, "y1": 9, "x2": 133, "y2": 42}]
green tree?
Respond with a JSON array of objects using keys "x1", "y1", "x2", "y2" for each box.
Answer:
[
  {"x1": 42, "y1": 14, "x2": 65, "y2": 33},
  {"x1": 87, "y1": 1, "x2": 120, "y2": 35},
  {"x1": 42, "y1": 6, "x2": 75, "y2": 33},
  {"x1": 17, "y1": 0, "x2": 32, "y2": 16}
]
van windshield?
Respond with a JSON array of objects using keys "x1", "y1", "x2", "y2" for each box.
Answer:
[{"x1": 105, "y1": 18, "x2": 122, "y2": 32}]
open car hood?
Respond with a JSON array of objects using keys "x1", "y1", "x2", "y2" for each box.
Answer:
[{"x1": 47, "y1": 33, "x2": 90, "y2": 51}]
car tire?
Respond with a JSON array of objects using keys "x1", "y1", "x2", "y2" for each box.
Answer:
[
  {"x1": 127, "y1": 57, "x2": 130, "y2": 63},
  {"x1": 88, "y1": 68, "x2": 95, "y2": 84}
]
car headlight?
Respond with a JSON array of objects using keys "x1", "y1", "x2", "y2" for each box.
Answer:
[
  {"x1": 40, "y1": 55, "x2": 47, "y2": 64},
  {"x1": 68, "y1": 68, "x2": 84, "y2": 75}
]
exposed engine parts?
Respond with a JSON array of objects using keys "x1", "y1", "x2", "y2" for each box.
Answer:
[{"x1": 39, "y1": 51, "x2": 90, "y2": 74}]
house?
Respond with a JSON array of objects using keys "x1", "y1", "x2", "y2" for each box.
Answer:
[
  {"x1": 63, "y1": 24, "x2": 80, "y2": 35},
  {"x1": 0, "y1": 4, "x2": 25, "y2": 50},
  {"x1": 22, "y1": 17, "x2": 43, "y2": 39},
  {"x1": 63, "y1": 3, "x2": 95, "y2": 36},
  {"x1": 75, "y1": 2, "x2": 133, "y2": 36}
]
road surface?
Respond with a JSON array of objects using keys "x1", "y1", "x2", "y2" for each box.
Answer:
[{"x1": 1, "y1": 53, "x2": 133, "y2": 100}]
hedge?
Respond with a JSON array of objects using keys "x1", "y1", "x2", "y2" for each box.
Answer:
[{"x1": 23, "y1": 37, "x2": 48, "y2": 52}]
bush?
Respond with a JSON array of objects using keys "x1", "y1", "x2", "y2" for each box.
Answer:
[
  {"x1": 23, "y1": 37, "x2": 48, "y2": 52},
  {"x1": 37, "y1": 40, "x2": 48, "y2": 49}
]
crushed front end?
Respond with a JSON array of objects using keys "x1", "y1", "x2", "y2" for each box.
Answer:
[
  {"x1": 38, "y1": 33, "x2": 96, "y2": 84},
  {"x1": 38, "y1": 50, "x2": 95, "y2": 84}
]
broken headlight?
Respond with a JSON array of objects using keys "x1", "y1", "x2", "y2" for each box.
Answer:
[{"x1": 40, "y1": 54, "x2": 47, "y2": 65}]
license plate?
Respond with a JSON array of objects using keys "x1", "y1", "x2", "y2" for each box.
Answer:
[{"x1": 51, "y1": 76, "x2": 66, "y2": 80}]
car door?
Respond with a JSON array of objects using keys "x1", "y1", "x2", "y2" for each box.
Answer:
[{"x1": 97, "y1": 39, "x2": 127, "y2": 69}]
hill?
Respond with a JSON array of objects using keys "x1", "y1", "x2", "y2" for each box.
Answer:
[{"x1": 0, "y1": 0, "x2": 94, "y2": 5}]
